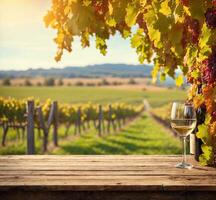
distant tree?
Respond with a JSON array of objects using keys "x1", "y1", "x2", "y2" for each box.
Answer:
[
  {"x1": 112, "y1": 81, "x2": 122, "y2": 86},
  {"x1": 57, "y1": 78, "x2": 64, "y2": 86},
  {"x1": 36, "y1": 82, "x2": 42, "y2": 86},
  {"x1": 2, "y1": 78, "x2": 11, "y2": 86},
  {"x1": 74, "y1": 81, "x2": 84, "y2": 86},
  {"x1": 44, "y1": 77, "x2": 55, "y2": 86},
  {"x1": 128, "y1": 78, "x2": 137, "y2": 85},
  {"x1": 86, "y1": 82, "x2": 96, "y2": 87},
  {"x1": 100, "y1": 78, "x2": 109, "y2": 86},
  {"x1": 24, "y1": 79, "x2": 32, "y2": 86}
]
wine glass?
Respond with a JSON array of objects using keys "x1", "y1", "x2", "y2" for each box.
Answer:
[{"x1": 170, "y1": 102, "x2": 197, "y2": 169}]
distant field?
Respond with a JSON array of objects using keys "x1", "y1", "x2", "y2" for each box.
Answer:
[{"x1": 0, "y1": 86, "x2": 187, "y2": 107}]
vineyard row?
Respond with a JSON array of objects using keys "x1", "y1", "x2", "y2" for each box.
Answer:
[{"x1": 0, "y1": 97, "x2": 144, "y2": 154}]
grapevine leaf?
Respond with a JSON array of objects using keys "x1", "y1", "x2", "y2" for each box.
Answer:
[
  {"x1": 175, "y1": 74, "x2": 184, "y2": 87},
  {"x1": 55, "y1": 50, "x2": 63, "y2": 62},
  {"x1": 160, "y1": 73, "x2": 166, "y2": 82},
  {"x1": 159, "y1": 0, "x2": 171, "y2": 16},
  {"x1": 198, "y1": 23, "x2": 212, "y2": 62},
  {"x1": 155, "y1": 13, "x2": 171, "y2": 34},
  {"x1": 125, "y1": 3, "x2": 139, "y2": 27},
  {"x1": 96, "y1": 36, "x2": 107, "y2": 55},
  {"x1": 193, "y1": 94, "x2": 204, "y2": 109},
  {"x1": 199, "y1": 144, "x2": 213, "y2": 166},
  {"x1": 106, "y1": 17, "x2": 117, "y2": 27},
  {"x1": 122, "y1": 29, "x2": 131, "y2": 39},
  {"x1": 188, "y1": 0, "x2": 205, "y2": 20},
  {"x1": 55, "y1": 33, "x2": 65, "y2": 45},
  {"x1": 199, "y1": 23, "x2": 211, "y2": 49},
  {"x1": 185, "y1": 45, "x2": 198, "y2": 67},
  {"x1": 44, "y1": 11, "x2": 55, "y2": 27},
  {"x1": 148, "y1": 26, "x2": 162, "y2": 48},
  {"x1": 191, "y1": 70, "x2": 199, "y2": 79},
  {"x1": 151, "y1": 59, "x2": 160, "y2": 83},
  {"x1": 131, "y1": 29, "x2": 144, "y2": 48},
  {"x1": 81, "y1": 32, "x2": 90, "y2": 48},
  {"x1": 196, "y1": 124, "x2": 209, "y2": 144},
  {"x1": 169, "y1": 23, "x2": 184, "y2": 57},
  {"x1": 82, "y1": 0, "x2": 91, "y2": 7},
  {"x1": 174, "y1": 2, "x2": 185, "y2": 23}
]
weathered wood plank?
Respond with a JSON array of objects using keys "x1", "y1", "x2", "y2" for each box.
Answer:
[
  {"x1": 0, "y1": 155, "x2": 216, "y2": 200},
  {"x1": 0, "y1": 169, "x2": 214, "y2": 176}
]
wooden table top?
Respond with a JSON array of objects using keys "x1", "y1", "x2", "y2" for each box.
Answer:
[{"x1": 0, "y1": 155, "x2": 215, "y2": 192}]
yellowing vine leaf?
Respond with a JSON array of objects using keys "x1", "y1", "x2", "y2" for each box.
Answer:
[
  {"x1": 159, "y1": 0, "x2": 171, "y2": 16},
  {"x1": 199, "y1": 144, "x2": 213, "y2": 166},
  {"x1": 175, "y1": 74, "x2": 184, "y2": 87},
  {"x1": 125, "y1": 3, "x2": 139, "y2": 27}
]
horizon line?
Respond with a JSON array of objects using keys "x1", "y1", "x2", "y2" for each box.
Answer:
[{"x1": 0, "y1": 63, "x2": 153, "y2": 72}]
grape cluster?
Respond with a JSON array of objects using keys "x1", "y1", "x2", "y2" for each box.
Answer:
[
  {"x1": 202, "y1": 48, "x2": 216, "y2": 85},
  {"x1": 205, "y1": 8, "x2": 216, "y2": 29},
  {"x1": 93, "y1": 0, "x2": 109, "y2": 17},
  {"x1": 180, "y1": 0, "x2": 189, "y2": 7},
  {"x1": 182, "y1": 17, "x2": 200, "y2": 46},
  {"x1": 187, "y1": 18, "x2": 200, "y2": 44},
  {"x1": 212, "y1": 111, "x2": 216, "y2": 119}
]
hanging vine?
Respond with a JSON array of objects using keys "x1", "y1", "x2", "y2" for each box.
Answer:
[{"x1": 44, "y1": 0, "x2": 216, "y2": 165}]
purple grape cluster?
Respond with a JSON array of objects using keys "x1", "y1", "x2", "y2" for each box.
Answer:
[
  {"x1": 205, "y1": 8, "x2": 216, "y2": 29},
  {"x1": 184, "y1": 17, "x2": 200, "y2": 44},
  {"x1": 212, "y1": 111, "x2": 216, "y2": 119},
  {"x1": 202, "y1": 48, "x2": 216, "y2": 85}
]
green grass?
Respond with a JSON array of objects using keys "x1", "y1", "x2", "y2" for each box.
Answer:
[
  {"x1": 54, "y1": 114, "x2": 181, "y2": 155},
  {"x1": 0, "y1": 114, "x2": 181, "y2": 155},
  {"x1": 0, "y1": 86, "x2": 186, "y2": 107},
  {"x1": 0, "y1": 125, "x2": 75, "y2": 155}
]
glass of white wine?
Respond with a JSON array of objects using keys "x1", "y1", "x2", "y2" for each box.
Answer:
[{"x1": 171, "y1": 102, "x2": 197, "y2": 169}]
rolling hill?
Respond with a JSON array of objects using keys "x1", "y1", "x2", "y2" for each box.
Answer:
[{"x1": 0, "y1": 64, "x2": 153, "y2": 78}]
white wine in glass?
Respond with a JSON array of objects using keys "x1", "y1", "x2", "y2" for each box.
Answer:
[
  {"x1": 171, "y1": 102, "x2": 197, "y2": 169},
  {"x1": 171, "y1": 119, "x2": 197, "y2": 137}
]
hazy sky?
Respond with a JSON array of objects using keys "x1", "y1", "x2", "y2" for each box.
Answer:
[{"x1": 0, "y1": 0, "x2": 140, "y2": 70}]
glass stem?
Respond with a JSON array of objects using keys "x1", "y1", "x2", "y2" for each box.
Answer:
[{"x1": 182, "y1": 137, "x2": 186, "y2": 164}]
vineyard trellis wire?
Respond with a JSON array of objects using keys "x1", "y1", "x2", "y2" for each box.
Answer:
[{"x1": 0, "y1": 97, "x2": 144, "y2": 154}]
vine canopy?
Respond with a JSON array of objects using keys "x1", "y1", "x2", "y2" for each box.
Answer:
[
  {"x1": 44, "y1": 0, "x2": 216, "y2": 165},
  {"x1": 44, "y1": 0, "x2": 215, "y2": 83}
]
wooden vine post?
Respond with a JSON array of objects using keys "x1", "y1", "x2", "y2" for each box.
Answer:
[
  {"x1": 107, "y1": 104, "x2": 112, "y2": 133},
  {"x1": 53, "y1": 101, "x2": 58, "y2": 147},
  {"x1": 77, "y1": 107, "x2": 81, "y2": 135},
  {"x1": 37, "y1": 101, "x2": 58, "y2": 152},
  {"x1": 98, "y1": 105, "x2": 103, "y2": 137},
  {"x1": 37, "y1": 106, "x2": 48, "y2": 152},
  {"x1": 26, "y1": 100, "x2": 35, "y2": 155},
  {"x1": 1, "y1": 123, "x2": 8, "y2": 147}
]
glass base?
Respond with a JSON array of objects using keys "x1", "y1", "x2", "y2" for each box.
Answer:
[{"x1": 175, "y1": 162, "x2": 193, "y2": 169}]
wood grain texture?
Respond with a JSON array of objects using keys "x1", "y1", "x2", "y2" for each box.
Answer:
[{"x1": 0, "y1": 155, "x2": 215, "y2": 200}]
